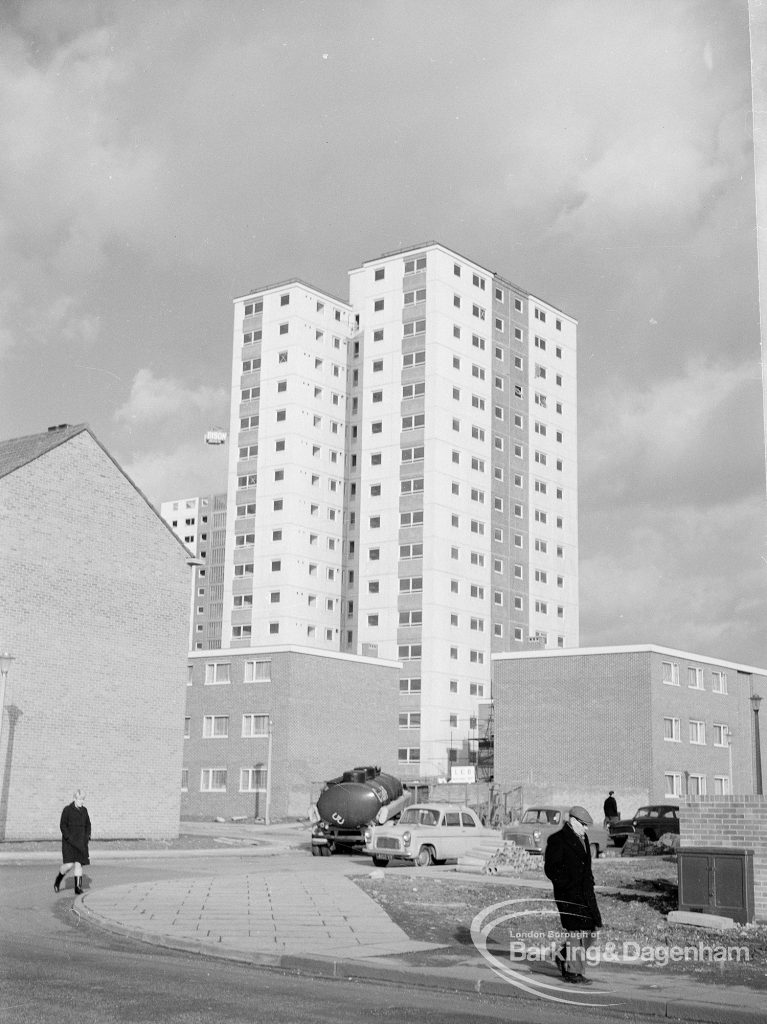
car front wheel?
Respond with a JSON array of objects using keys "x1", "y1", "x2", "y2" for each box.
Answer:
[
  {"x1": 371, "y1": 856, "x2": 389, "y2": 867},
  {"x1": 415, "y1": 845, "x2": 435, "y2": 867}
]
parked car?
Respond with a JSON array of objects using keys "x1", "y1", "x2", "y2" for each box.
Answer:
[
  {"x1": 608, "y1": 804, "x2": 680, "y2": 847},
  {"x1": 501, "y1": 806, "x2": 610, "y2": 858},
  {"x1": 363, "y1": 803, "x2": 497, "y2": 867}
]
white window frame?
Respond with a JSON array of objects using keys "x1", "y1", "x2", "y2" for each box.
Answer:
[
  {"x1": 201, "y1": 768, "x2": 227, "y2": 793},
  {"x1": 242, "y1": 713, "x2": 269, "y2": 738},
  {"x1": 663, "y1": 716, "x2": 681, "y2": 742},
  {"x1": 664, "y1": 772, "x2": 682, "y2": 798}
]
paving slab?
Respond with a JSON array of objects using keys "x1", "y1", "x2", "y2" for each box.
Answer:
[{"x1": 81, "y1": 869, "x2": 441, "y2": 958}]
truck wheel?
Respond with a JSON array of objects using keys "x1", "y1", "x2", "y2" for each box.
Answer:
[
  {"x1": 311, "y1": 845, "x2": 320, "y2": 857},
  {"x1": 371, "y1": 856, "x2": 389, "y2": 867},
  {"x1": 415, "y1": 845, "x2": 434, "y2": 867},
  {"x1": 590, "y1": 842, "x2": 600, "y2": 859}
]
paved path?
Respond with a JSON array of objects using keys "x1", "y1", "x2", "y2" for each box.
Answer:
[{"x1": 82, "y1": 869, "x2": 440, "y2": 959}]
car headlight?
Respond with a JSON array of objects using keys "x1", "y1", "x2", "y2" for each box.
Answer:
[
  {"x1": 363, "y1": 828, "x2": 372, "y2": 844},
  {"x1": 402, "y1": 831, "x2": 411, "y2": 846},
  {"x1": 533, "y1": 829, "x2": 542, "y2": 843}
]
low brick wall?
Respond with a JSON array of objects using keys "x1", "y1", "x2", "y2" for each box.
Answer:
[{"x1": 679, "y1": 796, "x2": 767, "y2": 922}]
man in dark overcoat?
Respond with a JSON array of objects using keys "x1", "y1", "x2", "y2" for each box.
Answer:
[
  {"x1": 543, "y1": 805, "x2": 602, "y2": 984},
  {"x1": 54, "y1": 789, "x2": 91, "y2": 895},
  {"x1": 603, "y1": 791, "x2": 619, "y2": 826}
]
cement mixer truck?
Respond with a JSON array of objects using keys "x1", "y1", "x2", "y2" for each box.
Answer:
[{"x1": 310, "y1": 765, "x2": 428, "y2": 855}]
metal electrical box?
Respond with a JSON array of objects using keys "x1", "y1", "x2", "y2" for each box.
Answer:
[{"x1": 677, "y1": 847, "x2": 755, "y2": 924}]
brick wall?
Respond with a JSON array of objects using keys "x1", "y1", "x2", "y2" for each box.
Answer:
[
  {"x1": 0, "y1": 431, "x2": 190, "y2": 839},
  {"x1": 182, "y1": 648, "x2": 400, "y2": 820},
  {"x1": 680, "y1": 796, "x2": 767, "y2": 922},
  {"x1": 493, "y1": 651, "x2": 653, "y2": 823}
]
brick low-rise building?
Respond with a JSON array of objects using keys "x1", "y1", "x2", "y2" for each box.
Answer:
[
  {"x1": 183, "y1": 646, "x2": 400, "y2": 820},
  {"x1": 492, "y1": 645, "x2": 766, "y2": 824},
  {"x1": 0, "y1": 424, "x2": 191, "y2": 840}
]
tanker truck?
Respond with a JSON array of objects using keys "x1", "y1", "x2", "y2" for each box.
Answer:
[{"x1": 310, "y1": 765, "x2": 428, "y2": 855}]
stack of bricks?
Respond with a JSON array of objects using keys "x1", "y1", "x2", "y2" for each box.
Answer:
[{"x1": 680, "y1": 796, "x2": 767, "y2": 922}]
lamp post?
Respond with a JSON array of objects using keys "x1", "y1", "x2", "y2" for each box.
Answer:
[
  {"x1": 0, "y1": 651, "x2": 14, "y2": 746},
  {"x1": 264, "y1": 717, "x2": 274, "y2": 826},
  {"x1": 751, "y1": 694, "x2": 763, "y2": 796}
]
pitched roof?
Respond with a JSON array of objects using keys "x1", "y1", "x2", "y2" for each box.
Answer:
[
  {"x1": 0, "y1": 423, "x2": 88, "y2": 480},
  {"x1": 0, "y1": 423, "x2": 191, "y2": 557}
]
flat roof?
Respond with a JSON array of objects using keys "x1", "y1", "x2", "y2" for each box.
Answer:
[
  {"x1": 234, "y1": 278, "x2": 351, "y2": 307},
  {"x1": 492, "y1": 644, "x2": 766, "y2": 676},
  {"x1": 188, "y1": 644, "x2": 401, "y2": 669},
  {"x1": 356, "y1": 240, "x2": 577, "y2": 321}
]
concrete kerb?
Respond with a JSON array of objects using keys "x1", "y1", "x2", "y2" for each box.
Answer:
[
  {"x1": 72, "y1": 893, "x2": 765, "y2": 1024},
  {"x1": 0, "y1": 845, "x2": 294, "y2": 863}
]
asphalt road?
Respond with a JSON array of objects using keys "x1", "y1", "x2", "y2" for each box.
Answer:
[{"x1": 0, "y1": 856, "x2": 640, "y2": 1024}]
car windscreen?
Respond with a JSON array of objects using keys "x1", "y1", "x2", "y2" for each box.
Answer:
[
  {"x1": 399, "y1": 808, "x2": 439, "y2": 826},
  {"x1": 521, "y1": 810, "x2": 542, "y2": 823}
]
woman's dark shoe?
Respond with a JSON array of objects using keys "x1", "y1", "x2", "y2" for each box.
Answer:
[
  {"x1": 74, "y1": 878, "x2": 83, "y2": 895},
  {"x1": 54, "y1": 873, "x2": 64, "y2": 892}
]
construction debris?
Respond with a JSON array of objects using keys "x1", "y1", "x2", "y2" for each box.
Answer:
[{"x1": 456, "y1": 839, "x2": 544, "y2": 874}]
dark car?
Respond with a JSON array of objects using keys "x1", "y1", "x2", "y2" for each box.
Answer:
[{"x1": 608, "y1": 804, "x2": 679, "y2": 847}]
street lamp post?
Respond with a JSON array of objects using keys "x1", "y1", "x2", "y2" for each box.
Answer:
[
  {"x1": 264, "y1": 717, "x2": 274, "y2": 825},
  {"x1": 750, "y1": 694, "x2": 763, "y2": 796},
  {"x1": 0, "y1": 651, "x2": 15, "y2": 746}
]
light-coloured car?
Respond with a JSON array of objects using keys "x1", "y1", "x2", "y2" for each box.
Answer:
[
  {"x1": 501, "y1": 806, "x2": 610, "y2": 857},
  {"x1": 363, "y1": 802, "x2": 497, "y2": 867}
]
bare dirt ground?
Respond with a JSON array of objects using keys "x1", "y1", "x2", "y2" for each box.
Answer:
[{"x1": 354, "y1": 856, "x2": 767, "y2": 989}]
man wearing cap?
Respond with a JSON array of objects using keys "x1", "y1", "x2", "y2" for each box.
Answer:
[
  {"x1": 544, "y1": 806, "x2": 603, "y2": 985},
  {"x1": 603, "y1": 791, "x2": 619, "y2": 828}
]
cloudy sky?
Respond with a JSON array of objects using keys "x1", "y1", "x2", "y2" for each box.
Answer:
[{"x1": 1, "y1": 0, "x2": 764, "y2": 666}]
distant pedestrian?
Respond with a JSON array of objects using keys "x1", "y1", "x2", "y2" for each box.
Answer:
[
  {"x1": 54, "y1": 789, "x2": 91, "y2": 895},
  {"x1": 544, "y1": 806, "x2": 602, "y2": 985},
  {"x1": 603, "y1": 791, "x2": 619, "y2": 827}
]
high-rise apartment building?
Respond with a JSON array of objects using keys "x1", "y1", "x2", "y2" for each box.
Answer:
[
  {"x1": 218, "y1": 242, "x2": 578, "y2": 777},
  {"x1": 161, "y1": 493, "x2": 227, "y2": 649}
]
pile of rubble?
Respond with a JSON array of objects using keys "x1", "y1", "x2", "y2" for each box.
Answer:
[{"x1": 457, "y1": 839, "x2": 544, "y2": 874}]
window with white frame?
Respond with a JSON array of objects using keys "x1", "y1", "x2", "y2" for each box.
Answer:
[
  {"x1": 664, "y1": 772, "x2": 682, "y2": 798},
  {"x1": 713, "y1": 775, "x2": 730, "y2": 795},
  {"x1": 398, "y1": 748, "x2": 420, "y2": 763},
  {"x1": 688, "y1": 773, "x2": 706, "y2": 796},
  {"x1": 399, "y1": 712, "x2": 421, "y2": 728},
  {"x1": 663, "y1": 717, "x2": 681, "y2": 742},
  {"x1": 712, "y1": 671, "x2": 728, "y2": 694},
  {"x1": 242, "y1": 713, "x2": 269, "y2": 737},
  {"x1": 689, "y1": 720, "x2": 706, "y2": 745},
  {"x1": 201, "y1": 768, "x2": 227, "y2": 792},
  {"x1": 205, "y1": 663, "x2": 231, "y2": 685},
  {"x1": 662, "y1": 661, "x2": 680, "y2": 686},
  {"x1": 713, "y1": 723, "x2": 729, "y2": 747},
  {"x1": 244, "y1": 660, "x2": 271, "y2": 682},
  {"x1": 400, "y1": 677, "x2": 421, "y2": 693},
  {"x1": 240, "y1": 766, "x2": 267, "y2": 791},
  {"x1": 203, "y1": 715, "x2": 228, "y2": 738}
]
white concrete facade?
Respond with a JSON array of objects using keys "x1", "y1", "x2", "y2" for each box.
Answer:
[{"x1": 218, "y1": 243, "x2": 579, "y2": 778}]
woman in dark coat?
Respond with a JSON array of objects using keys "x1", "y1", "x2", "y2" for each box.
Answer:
[
  {"x1": 54, "y1": 790, "x2": 91, "y2": 895},
  {"x1": 543, "y1": 806, "x2": 602, "y2": 984}
]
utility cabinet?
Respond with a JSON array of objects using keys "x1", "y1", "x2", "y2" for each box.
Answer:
[{"x1": 677, "y1": 847, "x2": 755, "y2": 924}]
